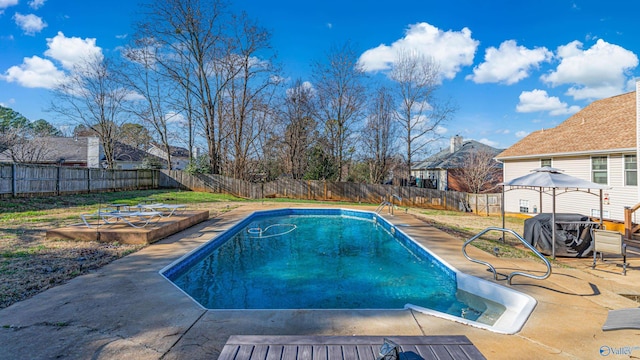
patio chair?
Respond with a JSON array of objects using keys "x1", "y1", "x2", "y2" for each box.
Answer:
[
  {"x1": 592, "y1": 229, "x2": 627, "y2": 275},
  {"x1": 81, "y1": 209, "x2": 162, "y2": 228},
  {"x1": 80, "y1": 208, "x2": 118, "y2": 228},
  {"x1": 101, "y1": 211, "x2": 163, "y2": 228},
  {"x1": 133, "y1": 203, "x2": 186, "y2": 217}
]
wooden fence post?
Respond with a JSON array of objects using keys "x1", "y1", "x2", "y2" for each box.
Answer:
[
  {"x1": 485, "y1": 193, "x2": 489, "y2": 216},
  {"x1": 11, "y1": 163, "x2": 16, "y2": 197},
  {"x1": 56, "y1": 165, "x2": 61, "y2": 196},
  {"x1": 324, "y1": 180, "x2": 327, "y2": 200}
]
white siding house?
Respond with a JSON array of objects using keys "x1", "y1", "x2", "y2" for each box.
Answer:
[
  {"x1": 146, "y1": 143, "x2": 192, "y2": 170},
  {"x1": 496, "y1": 86, "x2": 640, "y2": 222}
]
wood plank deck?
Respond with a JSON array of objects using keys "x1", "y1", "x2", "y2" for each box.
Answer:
[{"x1": 219, "y1": 336, "x2": 486, "y2": 360}]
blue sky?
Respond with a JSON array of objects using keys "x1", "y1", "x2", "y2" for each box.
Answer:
[{"x1": 1, "y1": 0, "x2": 640, "y2": 151}]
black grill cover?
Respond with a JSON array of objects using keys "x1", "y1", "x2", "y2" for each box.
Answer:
[{"x1": 523, "y1": 213, "x2": 595, "y2": 257}]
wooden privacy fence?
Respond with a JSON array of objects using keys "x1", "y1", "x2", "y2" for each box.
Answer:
[
  {"x1": 160, "y1": 170, "x2": 502, "y2": 214},
  {"x1": 0, "y1": 162, "x2": 159, "y2": 197}
]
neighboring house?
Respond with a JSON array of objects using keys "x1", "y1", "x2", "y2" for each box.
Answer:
[
  {"x1": 111, "y1": 141, "x2": 165, "y2": 170},
  {"x1": 495, "y1": 87, "x2": 639, "y2": 222},
  {"x1": 146, "y1": 143, "x2": 194, "y2": 170},
  {"x1": 0, "y1": 136, "x2": 163, "y2": 169},
  {"x1": 412, "y1": 135, "x2": 504, "y2": 192},
  {"x1": 0, "y1": 136, "x2": 89, "y2": 166}
]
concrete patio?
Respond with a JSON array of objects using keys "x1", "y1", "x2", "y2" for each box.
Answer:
[{"x1": 2, "y1": 203, "x2": 640, "y2": 359}]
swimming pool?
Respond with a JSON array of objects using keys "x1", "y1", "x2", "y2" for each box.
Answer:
[{"x1": 161, "y1": 208, "x2": 536, "y2": 334}]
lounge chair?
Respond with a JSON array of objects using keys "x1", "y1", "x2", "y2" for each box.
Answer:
[
  {"x1": 80, "y1": 208, "x2": 117, "y2": 228},
  {"x1": 133, "y1": 203, "x2": 186, "y2": 217},
  {"x1": 592, "y1": 229, "x2": 627, "y2": 275},
  {"x1": 81, "y1": 209, "x2": 163, "y2": 228}
]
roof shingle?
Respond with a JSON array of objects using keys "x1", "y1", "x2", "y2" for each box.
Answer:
[{"x1": 496, "y1": 91, "x2": 636, "y2": 159}]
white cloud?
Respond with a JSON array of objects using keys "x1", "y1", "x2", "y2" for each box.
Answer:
[
  {"x1": 516, "y1": 89, "x2": 581, "y2": 115},
  {"x1": 3, "y1": 56, "x2": 66, "y2": 89},
  {"x1": 0, "y1": 98, "x2": 16, "y2": 107},
  {"x1": 3, "y1": 32, "x2": 103, "y2": 89},
  {"x1": 477, "y1": 138, "x2": 499, "y2": 147},
  {"x1": 326, "y1": 23, "x2": 333, "y2": 29},
  {"x1": 466, "y1": 40, "x2": 551, "y2": 84},
  {"x1": 286, "y1": 81, "x2": 315, "y2": 98},
  {"x1": 515, "y1": 131, "x2": 529, "y2": 138},
  {"x1": 435, "y1": 125, "x2": 447, "y2": 135},
  {"x1": 0, "y1": 0, "x2": 18, "y2": 10},
  {"x1": 541, "y1": 39, "x2": 638, "y2": 100},
  {"x1": 28, "y1": 0, "x2": 46, "y2": 9},
  {"x1": 44, "y1": 32, "x2": 103, "y2": 70},
  {"x1": 116, "y1": 33, "x2": 128, "y2": 39},
  {"x1": 165, "y1": 111, "x2": 185, "y2": 124},
  {"x1": 123, "y1": 90, "x2": 145, "y2": 101},
  {"x1": 358, "y1": 22, "x2": 479, "y2": 80},
  {"x1": 13, "y1": 13, "x2": 47, "y2": 36}
]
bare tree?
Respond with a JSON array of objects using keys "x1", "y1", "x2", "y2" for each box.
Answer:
[
  {"x1": 222, "y1": 12, "x2": 280, "y2": 180},
  {"x1": 361, "y1": 86, "x2": 397, "y2": 184},
  {"x1": 135, "y1": 0, "x2": 229, "y2": 174},
  {"x1": 121, "y1": 41, "x2": 176, "y2": 169},
  {"x1": 279, "y1": 79, "x2": 317, "y2": 179},
  {"x1": 50, "y1": 55, "x2": 128, "y2": 169},
  {"x1": 5, "y1": 135, "x2": 52, "y2": 163},
  {"x1": 312, "y1": 42, "x2": 367, "y2": 181},
  {"x1": 453, "y1": 148, "x2": 502, "y2": 193},
  {"x1": 390, "y1": 50, "x2": 455, "y2": 180}
]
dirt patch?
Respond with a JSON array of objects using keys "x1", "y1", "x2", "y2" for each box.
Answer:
[
  {"x1": 0, "y1": 192, "x2": 531, "y2": 310},
  {"x1": 0, "y1": 239, "x2": 143, "y2": 308},
  {"x1": 0, "y1": 190, "x2": 241, "y2": 309}
]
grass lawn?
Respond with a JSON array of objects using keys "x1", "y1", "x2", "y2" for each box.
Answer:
[
  {"x1": 0, "y1": 189, "x2": 536, "y2": 310},
  {"x1": 0, "y1": 190, "x2": 244, "y2": 309}
]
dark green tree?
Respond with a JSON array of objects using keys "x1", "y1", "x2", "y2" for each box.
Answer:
[
  {"x1": 0, "y1": 105, "x2": 30, "y2": 132},
  {"x1": 185, "y1": 155, "x2": 212, "y2": 174},
  {"x1": 0, "y1": 106, "x2": 31, "y2": 153},
  {"x1": 31, "y1": 119, "x2": 62, "y2": 136},
  {"x1": 303, "y1": 144, "x2": 338, "y2": 181}
]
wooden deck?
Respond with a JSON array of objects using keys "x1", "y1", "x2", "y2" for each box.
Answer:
[{"x1": 219, "y1": 336, "x2": 486, "y2": 360}]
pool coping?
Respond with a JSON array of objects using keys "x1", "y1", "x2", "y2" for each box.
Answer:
[
  {"x1": 4, "y1": 203, "x2": 640, "y2": 359},
  {"x1": 159, "y1": 207, "x2": 536, "y2": 334}
]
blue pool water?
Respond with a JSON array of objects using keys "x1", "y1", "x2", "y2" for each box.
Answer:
[{"x1": 164, "y1": 210, "x2": 503, "y2": 322}]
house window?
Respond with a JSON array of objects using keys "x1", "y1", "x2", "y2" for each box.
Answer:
[
  {"x1": 625, "y1": 154, "x2": 637, "y2": 186},
  {"x1": 519, "y1": 199, "x2": 529, "y2": 213},
  {"x1": 591, "y1": 156, "x2": 608, "y2": 184},
  {"x1": 540, "y1": 158, "x2": 552, "y2": 168}
]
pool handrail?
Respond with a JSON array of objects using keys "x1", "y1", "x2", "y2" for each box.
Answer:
[
  {"x1": 375, "y1": 200, "x2": 393, "y2": 214},
  {"x1": 462, "y1": 227, "x2": 552, "y2": 285}
]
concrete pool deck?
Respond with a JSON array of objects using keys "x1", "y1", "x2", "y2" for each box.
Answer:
[{"x1": 1, "y1": 203, "x2": 640, "y2": 359}]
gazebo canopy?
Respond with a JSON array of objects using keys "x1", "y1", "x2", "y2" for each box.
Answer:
[
  {"x1": 502, "y1": 167, "x2": 610, "y2": 190},
  {"x1": 500, "y1": 167, "x2": 609, "y2": 258}
]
